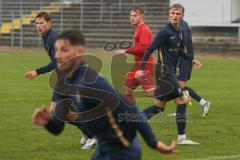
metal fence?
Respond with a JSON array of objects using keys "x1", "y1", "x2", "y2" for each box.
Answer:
[{"x1": 0, "y1": 0, "x2": 169, "y2": 48}]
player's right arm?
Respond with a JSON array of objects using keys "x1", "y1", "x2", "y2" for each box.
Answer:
[
  {"x1": 32, "y1": 107, "x2": 50, "y2": 126},
  {"x1": 139, "y1": 30, "x2": 167, "y2": 70},
  {"x1": 135, "y1": 30, "x2": 166, "y2": 78},
  {"x1": 35, "y1": 57, "x2": 57, "y2": 75},
  {"x1": 25, "y1": 70, "x2": 38, "y2": 79},
  {"x1": 25, "y1": 57, "x2": 57, "y2": 80},
  {"x1": 36, "y1": 33, "x2": 58, "y2": 75},
  {"x1": 25, "y1": 37, "x2": 57, "y2": 79},
  {"x1": 32, "y1": 106, "x2": 65, "y2": 135}
]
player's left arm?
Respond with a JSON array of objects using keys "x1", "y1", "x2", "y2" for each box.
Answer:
[
  {"x1": 133, "y1": 109, "x2": 177, "y2": 154},
  {"x1": 35, "y1": 35, "x2": 58, "y2": 75},
  {"x1": 186, "y1": 25, "x2": 194, "y2": 58},
  {"x1": 179, "y1": 51, "x2": 201, "y2": 69},
  {"x1": 139, "y1": 30, "x2": 166, "y2": 70}
]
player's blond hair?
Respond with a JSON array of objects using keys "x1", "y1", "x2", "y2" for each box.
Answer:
[
  {"x1": 130, "y1": 6, "x2": 144, "y2": 15},
  {"x1": 169, "y1": 3, "x2": 185, "y2": 14}
]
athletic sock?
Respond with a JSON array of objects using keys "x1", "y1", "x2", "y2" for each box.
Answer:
[
  {"x1": 184, "y1": 86, "x2": 202, "y2": 102},
  {"x1": 199, "y1": 98, "x2": 207, "y2": 106},
  {"x1": 143, "y1": 105, "x2": 164, "y2": 119},
  {"x1": 176, "y1": 104, "x2": 186, "y2": 135}
]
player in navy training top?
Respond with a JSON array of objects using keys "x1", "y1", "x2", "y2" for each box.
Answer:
[
  {"x1": 25, "y1": 12, "x2": 57, "y2": 79},
  {"x1": 32, "y1": 30, "x2": 177, "y2": 160},
  {"x1": 24, "y1": 12, "x2": 58, "y2": 109},
  {"x1": 25, "y1": 12, "x2": 97, "y2": 149},
  {"x1": 137, "y1": 4, "x2": 201, "y2": 145}
]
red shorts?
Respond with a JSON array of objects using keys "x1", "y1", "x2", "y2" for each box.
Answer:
[{"x1": 124, "y1": 70, "x2": 153, "y2": 91}]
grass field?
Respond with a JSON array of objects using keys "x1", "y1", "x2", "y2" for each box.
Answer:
[{"x1": 0, "y1": 47, "x2": 240, "y2": 160}]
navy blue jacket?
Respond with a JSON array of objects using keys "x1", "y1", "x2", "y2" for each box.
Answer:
[
  {"x1": 46, "y1": 63, "x2": 158, "y2": 152},
  {"x1": 36, "y1": 28, "x2": 58, "y2": 75},
  {"x1": 140, "y1": 21, "x2": 193, "y2": 72}
]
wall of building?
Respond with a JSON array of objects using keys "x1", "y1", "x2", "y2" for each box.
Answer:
[
  {"x1": 232, "y1": 0, "x2": 240, "y2": 22},
  {"x1": 170, "y1": 0, "x2": 240, "y2": 26}
]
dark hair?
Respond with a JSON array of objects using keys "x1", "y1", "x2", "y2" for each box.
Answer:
[
  {"x1": 130, "y1": 6, "x2": 144, "y2": 14},
  {"x1": 169, "y1": 3, "x2": 185, "y2": 14},
  {"x1": 35, "y1": 12, "x2": 51, "y2": 21},
  {"x1": 57, "y1": 30, "x2": 85, "y2": 46}
]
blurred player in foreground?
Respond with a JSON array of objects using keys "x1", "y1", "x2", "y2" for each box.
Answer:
[{"x1": 32, "y1": 30, "x2": 177, "y2": 160}]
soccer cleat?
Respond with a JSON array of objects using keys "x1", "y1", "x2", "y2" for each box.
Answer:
[
  {"x1": 202, "y1": 101, "x2": 211, "y2": 118},
  {"x1": 81, "y1": 138, "x2": 97, "y2": 150},
  {"x1": 177, "y1": 134, "x2": 199, "y2": 145},
  {"x1": 177, "y1": 139, "x2": 199, "y2": 145},
  {"x1": 80, "y1": 133, "x2": 88, "y2": 145},
  {"x1": 167, "y1": 113, "x2": 176, "y2": 117}
]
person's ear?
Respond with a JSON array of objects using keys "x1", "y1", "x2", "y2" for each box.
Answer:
[
  {"x1": 76, "y1": 46, "x2": 84, "y2": 56},
  {"x1": 47, "y1": 21, "x2": 52, "y2": 27}
]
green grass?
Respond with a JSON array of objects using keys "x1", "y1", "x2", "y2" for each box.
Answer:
[{"x1": 0, "y1": 48, "x2": 240, "y2": 160}]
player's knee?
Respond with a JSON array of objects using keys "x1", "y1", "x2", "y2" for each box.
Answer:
[
  {"x1": 178, "y1": 81, "x2": 186, "y2": 89},
  {"x1": 144, "y1": 89, "x2": 154, "y2": 97},
  {"x1": 175, "y1": 96, "x2": 186, "y2": 105},
  {"x1": 67, "y1": 112, "x2": 78, "y2": 121},
  {"x1": 124, "y1": 86, "x2": 134, "y2": 95},
  {"x1": 154, "y1": 99, "x2": 166, "y2": 108}
]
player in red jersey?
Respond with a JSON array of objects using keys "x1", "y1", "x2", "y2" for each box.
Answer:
[{"x1": 114, "y1": 6, "x2": 154, "y2": 104}]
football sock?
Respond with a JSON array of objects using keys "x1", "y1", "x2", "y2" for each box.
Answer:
[
  {"x1": 143, "y1": 105, "x2": 164, "y2": 119},
  {"x1": 184, "y1": 86, "x2": 201, "y2": 102},
  {"x1": 199, "y1": 98, "x2": 207, "y2": 106},
  {"x1": 176, "y1": 104, "x2": 186, "y2": 135}
]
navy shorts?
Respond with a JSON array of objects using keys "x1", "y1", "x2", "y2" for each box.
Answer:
[
  {"x1": 92, "y1": 138, "x2": 142, "y2": 160},
  {"x1": 177, "y1": 58, "x2": 192, "y2": 81},
  {"x1": 155, "y1": 65, "x2": 182, "y2": 101}
]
